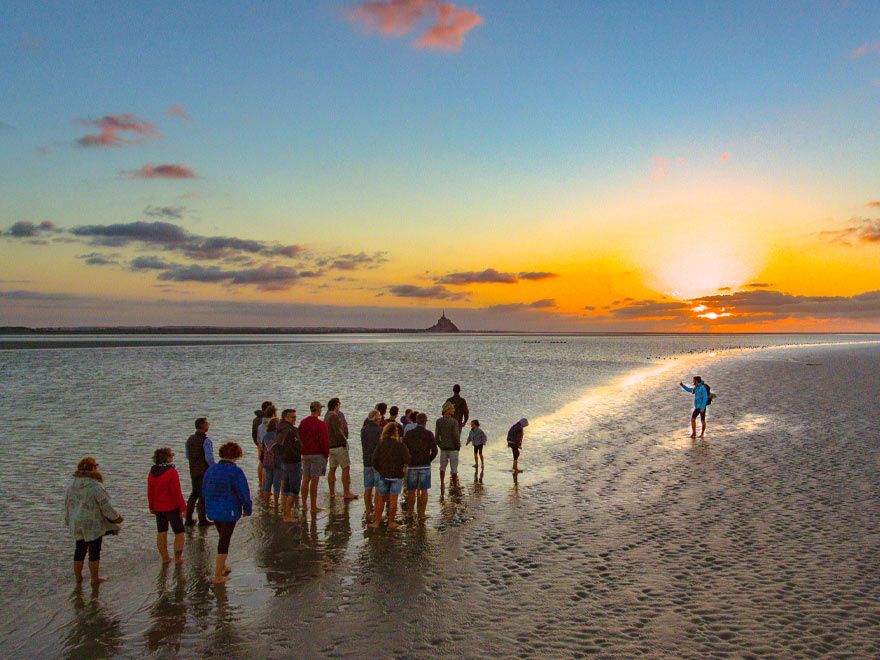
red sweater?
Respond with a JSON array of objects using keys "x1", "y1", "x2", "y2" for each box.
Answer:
[
  {"x1": 299, "y1": 415, "x2": 330, "y2": 458},
  {"x1": 148, "y1": 465, "x2": 187, "y2": 513}
]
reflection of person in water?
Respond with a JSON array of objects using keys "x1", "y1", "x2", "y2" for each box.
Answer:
[
  {"x1": 63, "y1": 589, "x2": 123, "y2": 660},
  {"x1": 144, "y1": 565, "x2": 187, "y2": 654}
]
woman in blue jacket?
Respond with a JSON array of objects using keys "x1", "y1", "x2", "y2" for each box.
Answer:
[{"x1": 202, "y1": 442, "x2": 252, "y2": 584}]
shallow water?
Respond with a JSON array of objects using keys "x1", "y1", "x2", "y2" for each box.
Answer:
[{"x1": 0, "y1": 333, "x2": 877, "y2": 658}]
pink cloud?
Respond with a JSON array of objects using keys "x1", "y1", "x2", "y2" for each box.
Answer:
[
  {"x1": 76, "y1": 114, "x2": 158, "y2": 147},
  {"x1": 414, "y1": 3, "x2": 483, "y2": 51},
  {"x1": 850, "y1": 42, "x2": 880, "y2": 58},
  {"x1": 123, "y1": 163, "x2": 197, "y2": 179},
  {"x1": 867, "y1": 201, "x2": 880, "y2": 208},
  {"x1": 719, "y1": 152, "x2": 731, "y2": 164},
  {"x1": 166, "y1": 104, "x2": 192, "y2": 121},
  {"x1": 348, "y1": 0, "x2": 483, "y2": 52}
]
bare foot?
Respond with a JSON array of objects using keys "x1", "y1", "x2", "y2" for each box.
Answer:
[
  {"x1": 328, "y1": 491, "x2": 336, "y2": 498},
  {"x1": 174, "y1": 557, "x2": 184, "y2": 565},
  {"x1": 367, "y1": 521, "x2": 380, "y2": 529},
  {"x1": 223, "y1": 568, "x2": 232, "y2": 575},
  {"x1": 91, "y1": 577, "x2": 108, "y2": 585},
  {"x1": 75, "y1": 575, "x2": 84, "y2": 583},
  {"x1": 343, "y1": 492, "x2": 359, "y2": 500},
  {"x1": 161, "y1": 556, "x2": 172, "y2": 564},
  {"x1": 213, "y1": 576, "x2": 229, "y2": 585},
  {"x1": 419, "y1": 514, "x2": 431, "y2": 521},
  {"x1": 387, "y1": 522, "x2": 399, "y2": 530},
  {"x1": 311, "y1": 507, "x2": 324, "y2": 513},
  {"x1": 472, "y1": 464, "x2": 478, "y2": 468},
  {"x1": 283, "y1": 516, "x2": 297, "y2": 523},
  {"x1": 691, "y1": 433, "x2": 697, "y2": 439}
]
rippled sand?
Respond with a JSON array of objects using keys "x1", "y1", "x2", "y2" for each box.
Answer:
[{"x1": 6, "y1": 341, "x2": 880, "y2": 659}]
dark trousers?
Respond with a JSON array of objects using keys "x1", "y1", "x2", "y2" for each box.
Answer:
[{"x1": 186, "y1": 471, "x2": 208, "y2": 524}]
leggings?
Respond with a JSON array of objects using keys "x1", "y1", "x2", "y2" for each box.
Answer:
[
  {"x1": 74, "y1": 537, "x2": 103, "y2": 562},
  {"x1": 216, "y1": 520, "x2": 237, "y2": 555}
]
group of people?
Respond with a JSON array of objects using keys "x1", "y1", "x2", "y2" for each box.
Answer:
[{"x1": 64, "y1": 384, "x2": 531, "y2": 585}]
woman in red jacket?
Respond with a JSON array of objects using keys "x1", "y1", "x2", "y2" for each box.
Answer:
[{"x1": 148, "y1": 447, "x2": 188, "y2": 563}]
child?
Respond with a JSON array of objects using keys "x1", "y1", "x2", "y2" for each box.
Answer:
[{"x1": 466, "y1": 420, "x2": 487, "y2": 469}]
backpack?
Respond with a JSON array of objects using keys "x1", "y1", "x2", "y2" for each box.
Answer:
[{"x1": 704, "y1": 383, "x2": 714, "y2": 406}]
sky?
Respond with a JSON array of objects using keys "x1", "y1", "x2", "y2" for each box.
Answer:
[{"x1": 1, "y1": 0, "x2": 879, "y2": 331}]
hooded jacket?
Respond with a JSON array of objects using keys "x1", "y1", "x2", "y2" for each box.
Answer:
[
  {"x1": 507, "y1": 422, "x2": 524, "y2": 448},
  {"x1": 65, "y1": 473, "x2": 121, "y2": 541},
  {"x1": 403, "y1": 425, "x2": 438, "y2": 467},
  {"x1": 202, "y1": 460, "x2": 252, "y2": 522},
  {"x1": 371, "y1": 437, "x2": 411, "y2": 479},
  {"x1": 681, "y1": 382, "x2": 709, "y2": 409},
  {"x1": 148, "y1": 464, "x2": 187, "y2": 513},
  {"x1": 277, "y1": 420, "x2": 301, "y2": 464}
]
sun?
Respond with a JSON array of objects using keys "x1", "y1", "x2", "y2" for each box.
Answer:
[{"x1": 645, "y1": 229, "x2": 764, "y2": 299}]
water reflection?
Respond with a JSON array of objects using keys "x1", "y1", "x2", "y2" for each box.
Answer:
[
  {"x1": 62, "y1": 588, "x2": 123, "y2": 660},
  {"x1": 144, "y1": 564, "x2": 187, "y2": 655}
]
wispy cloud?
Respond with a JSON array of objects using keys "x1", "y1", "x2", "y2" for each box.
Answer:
[
  {"x1": 388, "y1": 284, "x2": 469, "y2": 300},
  {"x1": 867, "y1": 201, "x2": 880, "y2": 208},
  {"x1": 318, "y1": 251, "x2": 389, "y2": 270},
  {"x1": 747, "y1": 282, "x2": 773, "y2": 288},
  {"x1": 157, "y1": 263, "x2": 315, "y2": 291},
  {"x1": 437, "y1": 268, "x2": 518, "y2": 285},
  {"x1": 850, "y1": 41, "x2": 880, "y2": 58},
  {"x1": 123, "y1": 163, "x2": 197, "y2": 179},
  {"x1": 130, "y1": 255, "x2": 176, "y2": 270},
  {"x1": 820, "y1": 217, "x2": 880, "y2": 244},
  {"x1": 75, "y1": 114, "x2": 158, "y2": 147},
  {"x1": 517, "y1": 271, "x2": 558, "y2": 281},
  {"x1": 166, "y1": 104, "x2": 192, "y2": 121},
  {"x1": 485, "y1": 298, "x2": 557, "y2": 312},
  {"x1": 348, "y1": 0, "x2": 483, "y2": 52},
  {"x1": 719, "y1": 152, "x2": 731, "y2": 164},
  {"x1": 144, "y1": 205, "x2": 186, "y2": 219},
  {"x1": 2, "y1": 221, "x2": 57, "y2": 238},
  {"x1": 77, "y1": 252, "x2": 119, "y2": 266}
]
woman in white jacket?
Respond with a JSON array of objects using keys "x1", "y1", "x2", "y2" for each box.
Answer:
[{"x1": 64, "y1": 457, "x2": 124, "y2": 584}]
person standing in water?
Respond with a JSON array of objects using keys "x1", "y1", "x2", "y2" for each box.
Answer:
[
  {"x1": 300, "y1": 401, "x2": 330, "y2": 513},
  {"x1": 147, "y1": 447, "x2": 187, "y2": 564},
  {"x1": 403, "y1": 412, "x2": 437, "y2": 522},
  {"x1": 360, "y1": 409, "x2": 383, "y2": 518},
  {"x1": 65, "y1": 457, "x2": 124, "y2": 584},
  {"x1": 369, "y1": 423, "x2": 411, "y2": 530},
  {"x1": 325, "y1": 397, "x2": 358, "y2": 500},
  {"x1": 277, "y1": 409, "x2": 302, "y2": 522},
  {"x1": 507, "y1": 418, "x2": 528, "y2": 473},
  {"x1": 202, "y1": 442, "x2": 251, "y2": 585},
  {"x1": 680, "y1": 376, "x2": 709, "y2": 439},
  {"x1": 435, "y1": 402, "x2": 461, "y2": 489},
  {"x1": 185, "y1": 417, "x2": 215, "y2": 526},
  {"x1": 445, "y1": 384, "x2": 470, "y2": 437},
  {"x1": 252, "y1": 401, "x2": 272, "y2": 489},
  {"x1": 466, "y1": 419, "x2": 487, "y2": 470}
]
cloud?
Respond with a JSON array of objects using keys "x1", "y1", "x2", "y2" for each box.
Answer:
[
  {"x1": 123, "y1": 163, "x2": 197, "y2": 179},
  {"x1": 318, "y1": 251, "x2": 389, "y2": 270},
  {"x1": 517, "y1": 271, "x2": 558, "y2": 281},
  {"x1": 719, "y1": 152, "x2": 730, "y2": 164},
  {"x1": 0, "y1": 290, "x2": 79, "y2": 301},
  {"x1": 650, "y1": 155, "x2": 687, "y2": 179},
  {"x1": 747, "y1": 282, "x2": 772, "y2": 288},
  {"x1": 77, "y1": 252, "x2": 119, "y2": 266},
  {"x1": 851, "y1": 42, "x2": 880, "y2": 58},
  {"x1": 348, "y1": 0, "x2": 483, "y2": 52},
  {"x1": 157, "y1": 264, "x2": 308, "y2": 291},
  {"x1": 607, "y1": 299, "x2": 693, "y2": 320},
  {"x1": 821, "y1": 217, "x2": 880, "y2": 244},
  {"x1": 437, "y1": 268, "x2": 518, "y2": 285},
  {"x1": 75, "y1": 114, "x2": 158, "y2": 147},
  {"x1": 4, "y1": 221, "x2": 57, "y2": 238},
  {"x1": 71, "y1": 221, "x2": 188, "y2": 246},
  {"x1": 867, "y1": 201, "x2": 880, "y2": 208},
  {"x1": 166, "y1": 104, "x2": 191, "y2": 121},
  {"x1": 485, "y1": 298, "x2": 558, "y2": 312},
  {"x1": 414, "y1": 2, "x2": 484, "y2": 51},
  {"x1": 130, "y1": 256, "x2": 177, "y2": 270},
  {"x1": 144, "y1": 205, "x2": 185, "y2": 219},
  {"x1": 388, "y1": 284, "x2": 469, "y2": 300}
]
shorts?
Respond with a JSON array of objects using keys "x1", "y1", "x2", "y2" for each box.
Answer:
[
  {"x1": 302, "y1": 454, "x2": 327, "y2": 478},
  {"x1": 73, "y1": 537, "x2": 103, "y2": 562},
  {"x1": 472, "y1": 444, "x2": 484, "y2": 455},
  {"x1": 328, "y1": 446, "x2": 351, "y2": 470},
  {"x1": 263, "y1": 465, "x2": 283, "y2": 493},
  {"x1": 406, "y1": 466, "x2": 431, "y2": 491},
  {"x1": 282, "y1": 462, "x2": 302, "y2": 496},
  {"x1": 439, "y1": 450, "x2": 459, "y2": 474},
  {"x1": 363, "y1": 466, "x2": 377, "y2": 490},
  {"x1": 375, "y1": 475, "x2": 403, "y2": 496},
  {"x1": 691, "y1": 408, "x2": 706, "y2": 422},
  {"x1": 509, "y1": 444, "x2": 520, "y2": 461},
  {"x1": 155, "y1": 509, "x2": 185, "y2": 534}
]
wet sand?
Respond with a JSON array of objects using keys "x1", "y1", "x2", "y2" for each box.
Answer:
[{"x1": 6, "y1": 341, "x2": 880, "y2": 659}]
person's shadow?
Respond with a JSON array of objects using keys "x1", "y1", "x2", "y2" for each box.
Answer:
[
  {"x1": 143, "y1": 563, "x2": 188, "y2": 655},
  {"x1": 62, "y1": 587, "x2": 123, "y2": 660}
]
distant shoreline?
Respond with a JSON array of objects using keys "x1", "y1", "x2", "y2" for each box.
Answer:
[{"x1": 2, "y1": 326, "x2": 879, "y2": 336}]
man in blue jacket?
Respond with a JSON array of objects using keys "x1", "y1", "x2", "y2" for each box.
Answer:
[{"x1": 680, "y1": 376, "x2": 709, "y2": 439}]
